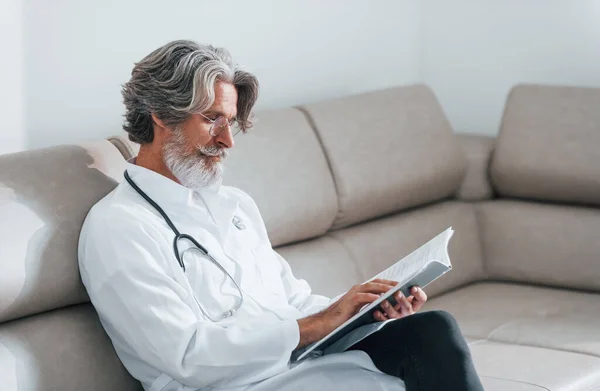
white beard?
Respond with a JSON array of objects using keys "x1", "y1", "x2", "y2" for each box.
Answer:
[{"x1": 163, "y1": 130, "x2": 228, "y2": 190}]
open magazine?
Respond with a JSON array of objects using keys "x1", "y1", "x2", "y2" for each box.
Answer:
[{"x1": 293, "y1": 227, "x2": 454, "y2": 362}]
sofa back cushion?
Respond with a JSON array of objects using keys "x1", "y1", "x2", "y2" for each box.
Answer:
[
  {"x1": 109, "y1": 107, "x2": 339, "y2": 248},
  {"x1": 456, "y1": 134, "x2": 495, "y2": 201},
  {"x1": 280, "y1": 201, "x2": 486, "y2": 299},
  {"x1": 276, "y1": 236, "x2": 362, "y2": 298},
  {"x1": 329, "y1": 201, "x2": 485, "y2": 298},
  {"x1": 0, "y1": 141, "x2": 126, "y2": 323},
  {"x1": 222, "y1": 108, "x2": 338, "y2": 246},
  {"x1": 0, "y1": 142, "x2": 141, "y2": 390},
  {"x1": 491, "y1": 84, "x2": 600, "y2": 206},
  {"x1": 478, "y1": 200, "x2": 600, "y2": 292},
  {"x1": 300, "y1": 85, "x2": 467, "y2": 229}
]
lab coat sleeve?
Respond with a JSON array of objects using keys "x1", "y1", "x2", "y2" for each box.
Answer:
[
  {"x1": 273, "y1": 250, "x2": 333, "y2": 316},
  {"x1": 78, "y1": 209, "x2": 300, "y2": 389}
]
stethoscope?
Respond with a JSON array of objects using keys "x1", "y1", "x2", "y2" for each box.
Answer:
[{"x1": 124, "y1": 170, "x2": 244, "y2": 322}]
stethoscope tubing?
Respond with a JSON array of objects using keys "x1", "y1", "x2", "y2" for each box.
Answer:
[{"x1": 123, "y1": 170, "x2": 243, "y2": 321}]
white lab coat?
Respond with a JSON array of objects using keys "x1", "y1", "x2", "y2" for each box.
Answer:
[{"x1": 78, "y1": 161, "x2": 405, "y2": 391}]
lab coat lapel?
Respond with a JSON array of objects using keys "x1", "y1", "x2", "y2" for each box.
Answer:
[
  {"x1": 195, "y1": 187, "x2": 256, "y2": 294},
  {"x1": 197, "y1": 186, "x2": 238, "y2": 244},
  {"x1": 197, "y1": 186, "x2": 283, "y2": 310}
]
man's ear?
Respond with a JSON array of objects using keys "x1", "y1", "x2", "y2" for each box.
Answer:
[{"x1": 151, "y1": 113, "x2": 168, "y2": 131}]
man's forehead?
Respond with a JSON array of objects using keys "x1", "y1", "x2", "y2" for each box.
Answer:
[{"x1": 207, "y1": 82, "x2": 238, "y2": 118}]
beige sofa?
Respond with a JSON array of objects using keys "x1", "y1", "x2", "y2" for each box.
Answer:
[{"x1": 1, "y1": 84, "x2": 599, "y2": 391}]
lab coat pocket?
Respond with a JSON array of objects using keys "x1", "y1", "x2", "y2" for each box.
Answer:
[{"x1": 253, "y1": 244, "x2": 286, "y2": 296}]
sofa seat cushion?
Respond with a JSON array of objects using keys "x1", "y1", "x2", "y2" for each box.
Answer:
[
  {"x1": 479, "y1": 375, "x2": 551, "y2": 391},
  {"x1": 470, "y1": 340, "x2": 600, "y2": 391},
  {"x1": 427, "y1": 282, "x2": 600, "y2": 390},
  {"x1": 427, "y1": 282, "x2": 600, "y2": 357}
]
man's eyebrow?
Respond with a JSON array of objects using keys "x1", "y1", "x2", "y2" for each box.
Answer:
[{"x1": 204, "y1": 110, "x2": 237, "y2": 120}]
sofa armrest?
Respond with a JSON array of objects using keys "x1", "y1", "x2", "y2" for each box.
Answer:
[
  {"x1": 456, "y1": 134, "x2": 495, "y2": 201},
  {"x1": 107, "y1": 133, "x2": 140, "y2": 161}
]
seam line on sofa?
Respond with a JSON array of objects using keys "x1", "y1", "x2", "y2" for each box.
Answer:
[
  {"x1": 294, "y1": 106, "x2": 343, "y2": 227},
  {"x1": 478, "y1": 375, "x2": 550, "y2": 391},
  {"x1": 472, "y1": 202, "x2": 489, "y2": 278}
]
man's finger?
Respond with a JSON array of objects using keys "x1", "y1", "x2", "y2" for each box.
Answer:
[
  {"x1": 411, "y1": 286, "x2": 427, "y2": 302},
  {"x1": 354, "y1": 292, "x2": 381, "y2": 304},
  {"x1": 381, "y1": 299, "x2": 401, "y2": 319},
  {"x1": 373, "y1": 310, "x2": 388, "y2": 321},
  {"x1": 360, "y1": 282, "x2": 396, "y2": 295},
  {"x1": 371, "y1": 278, "x2": 398, "y2": 287},
  {"x1": 410, "y1": 286, "x2": 428, "y2": 312},
  {"x1": 393, "y1": 292, "x2": 413, "y2": 315}
]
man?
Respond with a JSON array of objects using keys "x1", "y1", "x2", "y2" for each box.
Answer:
[{"x1": 79, "y1": 40, "x2": 483, "y2": 391}]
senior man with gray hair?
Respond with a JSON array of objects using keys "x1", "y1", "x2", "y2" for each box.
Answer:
[{"x1": 78, "y1": 40, "x2": 483, "y2": 391}]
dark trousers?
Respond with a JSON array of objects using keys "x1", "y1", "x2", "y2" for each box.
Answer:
[{"x1": 348, "y1": 310, "x2": 484, "y2": 391}]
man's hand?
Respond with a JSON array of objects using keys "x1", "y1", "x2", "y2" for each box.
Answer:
[
  {"x1": 373, "y1": 286, "x2": 428, "y2": 321},
  {"x1": 296, "y1": 279, "x2": 398, "y2": 349}
]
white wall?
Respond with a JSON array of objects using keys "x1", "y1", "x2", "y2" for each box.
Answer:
[
  {"x1": 420, "y1": 0, "x2": 600, "y2": 135},
  {"x1": 0, "y1": 0, "x2": 24, "y2": 155},
  {"x1": 24, "y1": 0, "x2": 420, "y2": 149},
  {"x1": 16, "y1": 1, "x2": 600, "y2": 150}
]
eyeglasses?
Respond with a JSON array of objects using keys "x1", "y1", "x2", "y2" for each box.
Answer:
[{"x1": 199, "y1": 113, "x2": 242, "y2": 137}]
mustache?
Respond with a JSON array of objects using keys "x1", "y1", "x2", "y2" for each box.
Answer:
[{"x1": 197, "y1": 145, "x2": 228, "y2": 158}]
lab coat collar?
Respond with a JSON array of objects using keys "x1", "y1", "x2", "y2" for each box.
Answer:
[
  {"x1": 124, "y1": 160, "x2": 238, "y2": 241},
  {"x1": 124, "y1": 160, "x2": 195, "y2": 208}
]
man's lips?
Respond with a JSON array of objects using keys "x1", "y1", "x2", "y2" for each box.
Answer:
[{"x1": 203, "y1": 152, "x2": 226, "y2": 161}]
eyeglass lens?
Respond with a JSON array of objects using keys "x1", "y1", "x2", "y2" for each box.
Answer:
[{"x1": 211, "y1": 117, "x2": 241, "y2": 137}]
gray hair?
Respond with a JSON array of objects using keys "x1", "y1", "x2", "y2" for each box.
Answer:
[{"x1": 122, "y1": 40, "x2": 259, "y2": 144}]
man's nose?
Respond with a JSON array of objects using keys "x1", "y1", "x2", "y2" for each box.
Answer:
[{"x1": 215, "y1": 125, "x2": 235, "y2": 149}]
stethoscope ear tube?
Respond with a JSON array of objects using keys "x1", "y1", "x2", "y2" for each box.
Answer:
[{"x1": 124, "y1": 170, "x2": 182, "y2": 236}]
